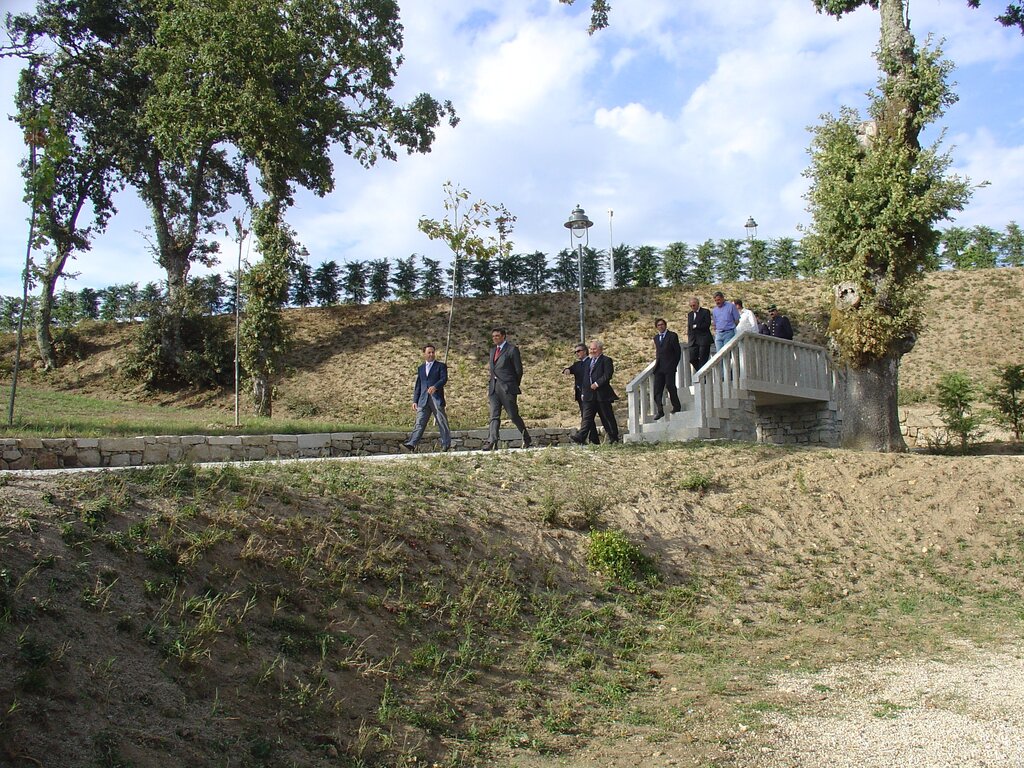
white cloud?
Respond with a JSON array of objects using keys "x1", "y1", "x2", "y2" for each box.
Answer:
[{"x1": 2, "y1": 0, "x2": 1024, "y2": 297}]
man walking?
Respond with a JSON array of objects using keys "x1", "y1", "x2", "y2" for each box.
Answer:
[
  {"x1": 711, "y1": 290, "x2": 740, "y2": 351},
  {"x1": 484, "y1": 328, "x2": 532, "y2": 450},
  {"x1": 687, "y1": 296, "x2": 713, "y2": 372},
  {"x1": 563, "y1": 343, "x2": 598, "y2": 443},
  {"x1": 766, "y1": 304, "x2": 794, "y2": 340},
  {"x1": 403, "y1": 344, "x2": 451, "y2": 452},
  {"x1": 570, "y1": 340, "x2": 620, "y2": 445},
  {"x1": 652, "y1": 318, "x2": 681, "y2": 420}
]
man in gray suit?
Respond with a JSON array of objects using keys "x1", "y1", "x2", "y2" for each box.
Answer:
[{"x1": 484, "y1": 328, "x2": 532, "y2": 450}]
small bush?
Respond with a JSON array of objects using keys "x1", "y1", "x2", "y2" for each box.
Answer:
[
  {"x1": 122, "y1": 308, "x2": 233, "y2": 390},
  {"x1": 987, "y1": 364, "x2": 1024, "y2": 441},
  {"x1": 586, "y1": 530, "x2": 656, "y2": 586},
  {"x1": 935, "y1": 371, "x2": 985, "y2": 453}
]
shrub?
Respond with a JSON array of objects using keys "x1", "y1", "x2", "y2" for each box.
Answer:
[
  {"x1": 586, "y1": 530, "x2": 656, "y2": 586},
  {"x1": 935, "y1": 371, "x2": 985, "y2": 453},
  {"x1": 987, "y1": 364, "x2": 1024, "y2": 442},
  {"x1": 122, "y1": 309, "x2": 233, "y2": 390}
]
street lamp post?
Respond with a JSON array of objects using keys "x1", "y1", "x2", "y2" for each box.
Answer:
[
  {"x1": 744, "y1": 216, "x2": 758, "y2": 241},
  {"x1": 608, "y1": 209, "x2": 614, "y2": 289},
  {"x1": 564, "y1": 205, "x2": 594, "y2": 344}
]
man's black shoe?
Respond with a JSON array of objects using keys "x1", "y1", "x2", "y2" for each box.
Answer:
[
  {"x1": 671, "y1": 406, "x2": 680, "y2": 414},
  {"x1": 569, "y1": 433, "x2": 584, "y2": 445},
  {"x1": 400, "y1": 442, "x2": 415, "y2": 452},
  {"x1": 653, "y1": 411, "x2": 664, "y2": 421},
  {"x1": 481, "y1": 442, "x2": 494, "y2": 451},
  {"x1": 441, "y1": 444, "x2": 451, "y2": 452},
  {"x1": 522, "y1": 434, "x2": 532, "y2": 449}
]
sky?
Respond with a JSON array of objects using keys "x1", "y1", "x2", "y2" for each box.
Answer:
[{"x1": 1, "y1": 0, "x2": 1022, "y2": 298}]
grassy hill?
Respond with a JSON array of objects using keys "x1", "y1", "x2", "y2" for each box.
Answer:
[
  {"x1": 2, "y1": 269, "x2": 1024, "y2": 767},
  {"x1": 2, "y1": 267, "x2": 1021, "y2": 435}
]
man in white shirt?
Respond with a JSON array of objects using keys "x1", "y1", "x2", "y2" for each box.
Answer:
[{"x1": 734, "y1": 299, "x2": 758, "y2": 336}]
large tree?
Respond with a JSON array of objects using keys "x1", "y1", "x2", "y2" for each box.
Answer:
[
  {"x1": 7, "y1": 0, "x2": 248, "y2": 378},
  {"x1": 143, "y1": 0, "x2": 456, "y2": 414},
  {"x1": 803, "y1": 0, "x2": 973, "y2": 450},
  {"x1": 8, "y1": 24, "x2": 119, "y2": 371}
]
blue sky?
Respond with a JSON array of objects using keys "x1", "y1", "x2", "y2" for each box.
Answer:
[{"x1": 1, "y1": 0, "x2": 1022, "y2": 297}]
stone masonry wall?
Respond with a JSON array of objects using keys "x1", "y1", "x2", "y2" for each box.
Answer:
[
  {"x1": 755, "y1": 400, "x2": 842, "y2": 447},
  {"x1": 0, "y1": 429, "x2": 574, "y2": 471}
]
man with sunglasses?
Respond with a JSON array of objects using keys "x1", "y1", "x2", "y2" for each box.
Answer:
[{"x1": 563, "y1": 343, "x2": 598, "y2": 443}]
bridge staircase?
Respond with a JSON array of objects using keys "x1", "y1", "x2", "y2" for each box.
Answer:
[{"x1": 625, "y1": 332, "x2": 840, "y2": 444}]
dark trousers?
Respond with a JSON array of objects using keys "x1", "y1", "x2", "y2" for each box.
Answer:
[
  {"x1": 689, "y1": 342, "x2": 711, "y2": 372},
  {"x1": 575, "y1": 399, "x2": 619, "y2": 443},
  {"x1": 488, "y1": 389, "x2": 529, "y2": 443},
  {"x1": 653, "y1": 370, "x2": 681, "y2": 415}
]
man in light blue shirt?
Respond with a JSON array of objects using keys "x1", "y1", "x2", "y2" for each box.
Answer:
[{"x1": 711, "y1": 291, "x2": 740, "y2": 352}]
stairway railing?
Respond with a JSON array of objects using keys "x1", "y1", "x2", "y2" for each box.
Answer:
[{"x1": 626, "y1": 332, "x2": 835, "y2": 439}]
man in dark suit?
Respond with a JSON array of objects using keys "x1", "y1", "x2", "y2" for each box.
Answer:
[
  {"x1": 403, "y1": 344, "x2": 451, "y2": 451},
  {"x1": 652, "y1": 318, "x2": 682, "y2": 420},
  {"x1": 570, "y1": 340, "x2": 620, "y2": 445},
  {"x1": 766, "y1": 304, "x2": 794, "y2": 340},
  {"x1": 484, "y1": 328, "x2": 532, "y2": 450},
  {"x1": 687, "y1": 296, "x2": 713, "y2": 372},
  {"x1": 563, "y1": 343, "x2": 598, "y2": 443}
]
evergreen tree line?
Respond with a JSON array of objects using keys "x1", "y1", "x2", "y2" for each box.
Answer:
[{"x1": 2, "y1": 222, "x2": 1021, "y2": 334}]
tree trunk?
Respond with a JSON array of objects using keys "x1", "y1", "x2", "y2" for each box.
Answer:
[
  {"x1": 251, "y1": 374, "x2": 271, "y2": 418},
  {"x1": 35, "y1": 274, "x2": 58, "y2": 371},
  {"x1": 838, "y1": 355, "x2": 908, "y2": 452}
]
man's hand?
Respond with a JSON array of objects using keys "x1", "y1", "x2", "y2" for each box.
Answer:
[{"x1": 427, "y1": 385, "x2": 436, "y2": 395}]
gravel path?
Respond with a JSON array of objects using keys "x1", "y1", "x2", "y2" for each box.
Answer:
[{"x1": 745, "y1": 643, "x2": 1024, "y2": 767}]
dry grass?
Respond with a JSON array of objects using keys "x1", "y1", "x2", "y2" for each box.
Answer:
[{"x1": 2, "y1": 268, "x2": 1021, "y2": 434}]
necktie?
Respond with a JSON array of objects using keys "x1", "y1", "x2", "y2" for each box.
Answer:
[
  {"x1": 493, "y1": 346, "x2": 500, "y2": 362},
  {"x1": 659, "y1": 333, "x2": 665, "y2": 343}
]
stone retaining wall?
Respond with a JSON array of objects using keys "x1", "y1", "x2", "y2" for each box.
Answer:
[
  {"x1": 0, "y1": 409, "x2": 956, "y2": 470},
  {"x1": 0, "y1": 429, "x2": 574, "y2": 471},
  {"x1": 756, "y1": 401, "x2": 842, "y2": 446}
]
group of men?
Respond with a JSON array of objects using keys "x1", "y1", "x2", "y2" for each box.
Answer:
[
  {"x1": 402, "y1": 328, "x2": 532, "y2": 453},
  {"x1": 652, "y1": 294, "x2": 792, "y2": 419},
  {"x1": 401, "y1": 298, "x2": 792, "y2": 451}
]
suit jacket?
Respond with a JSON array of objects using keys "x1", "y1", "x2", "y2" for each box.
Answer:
[
  {"x1": 580, "y1": 355, "x2": 618, "y2": 402},
  {"x1": 653, "y1": 330, "x2": 682, "y2": 374},
  {"x1": 769, "y1": 315, "x2": 794, "y2": 340},
  {"x1": 568, "y1": 359, "x2": 587, "y2": 403},
  {"x1": 413, "y1": 360, "x2": 447, "y2": 407},
  {"x1": 489, "y1": 342, "x2": 523, "y2": 395},
  {"x1": 687, "y1": 308, "x2": 713, "y2": 346}
]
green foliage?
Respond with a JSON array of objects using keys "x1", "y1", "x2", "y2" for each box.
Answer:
[
  {"x1": 122, "y1": 307, "x2": 233, "y2": 390},
  {"x1": 586, "y1": 530, "x2": 656, "y2": 586},
  {"x1": 936, "y1": 371, "x2": 985, "y2": 453},
  {"x1": 418, "y1": 181, "x2": 515, "y2": 297},
  {"x1": 987, "y1": 364, "x2": 1024, "y2": 441},
  {"x1": 804, "y1": 36, "x2": 972, "y2": 367}
]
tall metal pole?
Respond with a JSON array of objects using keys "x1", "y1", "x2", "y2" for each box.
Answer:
[
  {"x1": 233, "y1": 216, "x2": 246, "y2": 428},
  {"x1": 8, "y1": 133, "x2": 41, "y2": 427},
  {"x1": 577, "y1": 241, "x2": 586, "y2": 344},
  {"x1": 564, "y1": 205, "x2": 594, "y2": 346},
  {"x1": 608, "y1": 209, "x2": 614, "y2": 289}
]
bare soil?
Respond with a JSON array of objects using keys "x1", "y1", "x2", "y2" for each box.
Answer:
[{"x1": 2, "y1": 445, "x2": 1023, "y2": 766}]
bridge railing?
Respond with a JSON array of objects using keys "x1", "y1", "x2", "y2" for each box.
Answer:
[{"x1": 627, "y1": 332, "x2": 835, "y2": 437}]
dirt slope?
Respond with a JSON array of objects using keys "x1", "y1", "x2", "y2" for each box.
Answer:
[{"x1": 2, "y1": 444, "x2": 1023, "y2": 766}]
